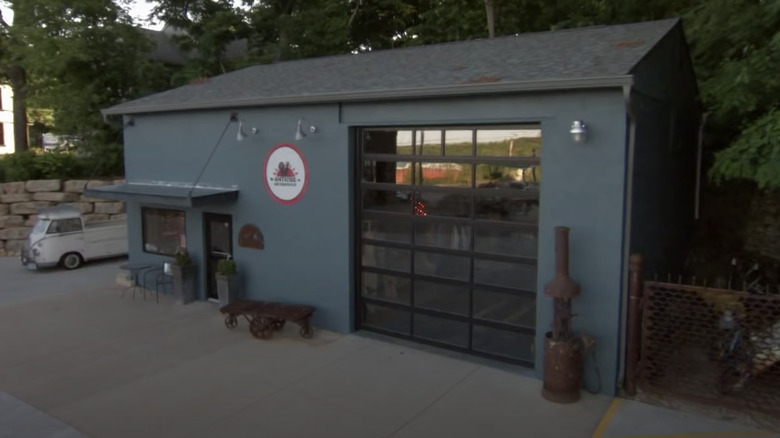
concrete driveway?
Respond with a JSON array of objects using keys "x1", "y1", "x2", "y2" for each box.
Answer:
[
  {"x1": 0, "y1": 256, "x2": 615, "y2": 438},
  {"x1": 1, "y1": 256, "x2": 774, "y2": 438},
  {"x1": 0, "y1": 256, "x2": 124, "y2": 305}
]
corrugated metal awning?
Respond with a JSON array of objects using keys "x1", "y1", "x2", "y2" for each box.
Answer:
[{"x1": 83, "y1": 183, "x2": 238, "y2": 208}]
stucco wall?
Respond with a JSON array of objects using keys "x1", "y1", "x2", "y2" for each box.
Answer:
[
  {"x1": 123, "y1": 104, "x2": 351, "y2": 332},
  {"x1": 628, "y1": 93, "x2": 697, "y2": 276},
  {"x1": 342, "y1": 90, "x2": 630, "y2": 395},
  {"x1": 0, "y1": 179, "x2": 126, "y2": 256},
  {"x1": 122, "y1": 88, "x2": 630, "y2": 395}
]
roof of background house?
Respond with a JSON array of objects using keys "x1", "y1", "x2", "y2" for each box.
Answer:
[{"x1": 106, "y1": 18, "x2": 682, "y2": 116}]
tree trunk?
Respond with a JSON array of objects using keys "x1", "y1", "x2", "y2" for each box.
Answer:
[
  {"x1": 484, "y1": 0, "x2": 496, "y2": 38},
  {"x1": 8, "y1": 64, "x2": 28, "y2": 153}
]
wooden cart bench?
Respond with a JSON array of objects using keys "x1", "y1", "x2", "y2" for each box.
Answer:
[{"x1": 220, "y1": 300, "x2": 315, "y2": 340}]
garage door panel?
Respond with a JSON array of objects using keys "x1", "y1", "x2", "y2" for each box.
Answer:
[
  {"x1": 361, "y1": 272, "x2": 411, "y2": 305},
  {"x1": 357, "y1": 125, "x2": 541, "y2": 367},
  {"x1": 473, "y1": 259, "x2": 537, "y2": 291},
  {"x1": 414, "y1": 251, "x2": 470, "y2": 281},
  {"x1": 413, "y1": 314, "x2": 469, "y2": 348},
  {"x1": 414, "y1": 223, "x2": 472, "y2": 251},
  {"x1": 474, "y1": 226, "x2": 537, "y2": 258},
  {"x1": 362, "y1": 244, "x2": 411, "y2": 273},
  {"x1": 413, "y1": 280, "x2": 469, "y2": 316},
  {"x1": 362, "y1": 303, "x2": 410, "y2": 335},
  {"x1": 473, "y1": 289, "x2": 535, "y2": 329}
]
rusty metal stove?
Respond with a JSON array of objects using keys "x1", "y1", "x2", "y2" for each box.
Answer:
[{"x1": 542, "y1": 226, "x2": 591, "y2": 403}]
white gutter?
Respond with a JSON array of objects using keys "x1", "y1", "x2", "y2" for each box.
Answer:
[{"x1": 102, "y1": 75, "x2": 635, "y2": 116}]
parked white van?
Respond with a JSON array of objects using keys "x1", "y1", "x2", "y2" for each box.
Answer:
[{"x1": 21, "y1": 206, "x2": 128, "y2": 270}]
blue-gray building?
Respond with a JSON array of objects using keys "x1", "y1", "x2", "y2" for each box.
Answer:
[{"x1": 88, "y1": 18, "x2": 700, "y2": 396}]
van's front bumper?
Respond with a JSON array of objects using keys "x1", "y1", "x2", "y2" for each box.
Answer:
[{"x1": 20, "y1": 243, "x2": 39, "y2": 270}]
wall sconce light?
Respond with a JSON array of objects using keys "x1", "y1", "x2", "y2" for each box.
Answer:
[
  {"x1": 295, "y1": 118, "x2": 317, "y2": 141},
  {"x1": 123, "y1": 115, "x2": 135, "y2": 128},
  {"x1": 570, "y1": 120, "x2": 587, "y2": 144},
  {"x1": 231, "y1": 112, "x2": 258, "y2": 142}
]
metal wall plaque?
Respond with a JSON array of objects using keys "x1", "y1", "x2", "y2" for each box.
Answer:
[{"x1": 238, "y1": 224, "x2": 264, "y2": 250}]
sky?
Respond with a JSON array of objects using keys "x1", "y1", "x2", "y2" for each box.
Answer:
[{"x1": 0, "y1": 0, "x2": 163, "y2": 30}]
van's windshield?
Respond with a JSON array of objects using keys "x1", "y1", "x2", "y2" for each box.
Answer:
[{"x1": 32, "y1": 219, "x2": 50, "y2": 235}]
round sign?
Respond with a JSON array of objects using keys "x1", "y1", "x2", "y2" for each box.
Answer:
[{"x1": 263, "y1": 143, "x2": 309, "y2": 205}]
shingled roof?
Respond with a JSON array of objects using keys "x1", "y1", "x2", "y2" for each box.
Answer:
[{"x1": 104, "y1": 18, "x2": 681, "y2": 116}]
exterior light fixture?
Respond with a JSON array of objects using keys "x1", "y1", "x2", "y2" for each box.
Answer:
[
  {"x1": 237, "y1": 120, "x2": 258, "y2": 142},
  {"x1": 295, "y1": 118, "x2": 317, "y2": 141},
  {"x1": 230, "y1": 113, "x2": 258, "y2": 142},
  {"x1": 570, "y1": 120, "x2": 587, "y2": 144}
]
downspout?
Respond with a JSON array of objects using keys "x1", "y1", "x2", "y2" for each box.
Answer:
[
  {"x1": 617, "y1": 83, "x2": 637, "y2": 392},
  {"x1": 695, "y1": 112, "x2": 709, "y2": 220}
]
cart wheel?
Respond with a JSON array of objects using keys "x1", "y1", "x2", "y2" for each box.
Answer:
[
  {"x1": 249, "y1": 318, "x2": 262, "y2": 338},
  {"x1": 250, "y1": 318, "x2": 274, "y2": 340},
  {"x1": 224, "y1": 314, "x2": 238, "y2": 329},
  {"x1": 272, "y1": 319, "x2": 286, "y2": 331},
  {"x1": 300, "y1": 325, "x2": 313, "y2": 339}
]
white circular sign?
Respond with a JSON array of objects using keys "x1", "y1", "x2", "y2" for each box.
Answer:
[{"x1": 263, "y1": 143, "x2": 308, "y2": 204}]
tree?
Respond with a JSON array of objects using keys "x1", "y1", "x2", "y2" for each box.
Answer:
[
  {"x1": 149, "y1": 0, "x2": 251, "y2": 77},
  {"x1": 9, "y1": 0, "x2": 169, "y2": 149},
  {"x1": 683, "y1": 0, "x2": 780, "y2": 189},
  {"x1": 484, "y1": 0, "x2": 495, "y2": 38}
]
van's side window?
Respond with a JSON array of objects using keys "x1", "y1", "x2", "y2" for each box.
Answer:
[{"x1": 47, "y1": 218, "x2": 83, "y2": 234}]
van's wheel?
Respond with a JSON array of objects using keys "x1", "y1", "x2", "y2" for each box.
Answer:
[{"x1": 61, "y1": 253, "x2": 83, "y2": 270}]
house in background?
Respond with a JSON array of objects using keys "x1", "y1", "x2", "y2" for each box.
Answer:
[
  {"x1": 0, "y1": 26, "x2": 246, "y2": 154},
  {"x1": 0, "y1": 84, "x2": 14, "y2": 154},
  {"x1": 87, "y1": 18, "x2": 700, "y2": 397}
]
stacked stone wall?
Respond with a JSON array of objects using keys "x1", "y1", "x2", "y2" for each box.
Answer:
[{"x1": 0, "y1": 179, "x2": 126, "y2": 257}]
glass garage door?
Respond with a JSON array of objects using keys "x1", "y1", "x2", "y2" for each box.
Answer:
[{"x1": 357, "y1": 126, "x2": 541, "y2": 366}]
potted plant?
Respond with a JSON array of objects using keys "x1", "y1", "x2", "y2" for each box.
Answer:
[
  {"x1": 215, "y1": 257, "x2": 238, "y2": 308},
  {"x1": 171, "y1": 249, "x2": 197, "y2": 304}
]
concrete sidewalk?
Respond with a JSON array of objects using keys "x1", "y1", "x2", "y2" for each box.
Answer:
[
  {"x1": 592, "y1": 398, "x2": 779, "y2": 438},
  {"x1": 0, "y1": 282, "x2": 611, "y2": 438},
  {"x1": 1, "y1": 260, "x2": 777, "y2": 438}
]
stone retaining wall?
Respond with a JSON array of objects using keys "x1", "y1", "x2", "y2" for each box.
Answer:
[{"x1": 0, "y1": 179, "x2": 125, "y2": 257}]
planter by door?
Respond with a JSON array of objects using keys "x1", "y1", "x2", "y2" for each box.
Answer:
[
  {"x1": 215, "y1": 274, "x2": 238, "y2": 308},
  {"x1": 172, "y1": 264, "x2": 197, "y2": 304}
]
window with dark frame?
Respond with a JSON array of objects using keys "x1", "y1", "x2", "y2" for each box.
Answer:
[
  {"x1": 0, "y1": 123, "x2": 5, "y2": 147},
  {"x1": 357, "y1": 125, "x2": 542, "y2": 367},
  {"x1": 142, "y1": 208, "x2": 186, "y2": 256}
]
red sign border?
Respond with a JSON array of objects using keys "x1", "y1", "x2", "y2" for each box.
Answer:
[{"x1": 262, "y1": 143, "x2": 309, "y2": 205}]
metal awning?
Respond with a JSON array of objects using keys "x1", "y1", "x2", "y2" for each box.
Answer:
[{"x1": 83, "y1": 183, "x2": 239, "y2": 208}]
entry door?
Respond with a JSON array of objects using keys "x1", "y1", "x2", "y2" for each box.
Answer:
[{"x1": 204, "y1": 213, "x2": 233, "y2": 301}]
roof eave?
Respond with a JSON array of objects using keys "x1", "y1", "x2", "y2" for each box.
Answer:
[{"x1": 102, "y1": 75, "x2": 635, "y2": 116}]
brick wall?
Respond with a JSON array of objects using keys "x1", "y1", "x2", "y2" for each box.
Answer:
[{"x1": 0, "y1": 179, "x2": 126, "y2": 257}]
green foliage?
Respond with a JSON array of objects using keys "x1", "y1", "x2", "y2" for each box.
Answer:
[
  {"x1": 174, "y1": 249, "x2": 192, "y2": 267},
  {"x1": 709, "y1": 109, "x2": 780, "y2": 189},
  {"x1": 0, "y1": 147, "x2": 123, "y2": 183},
  {"x1": 0, "y1": 150, "x2": 79, "y2": 182},
  {"x1": 685, "y1": 0, "x2": 780, "y2": 188},
  {"x1": 1, "y1": 0, "x2": 776, "y2": 189},
  {"x1": 1, "y1": 0, "x2": 172, "y2": 155},
  {"x1": 216, "y1": 258, "x2": 237, "y2": 276}
]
